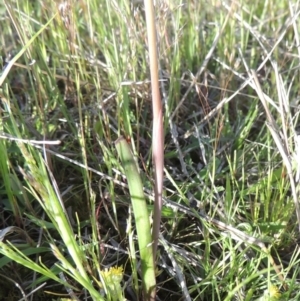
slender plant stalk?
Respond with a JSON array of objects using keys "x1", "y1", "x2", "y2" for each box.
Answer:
[
  {"x1": 115, "y1": 137, "x2": 156, "y2": 300},
  {"x1": 143, "y1": 0, "x2": 164, "y2": 260}
]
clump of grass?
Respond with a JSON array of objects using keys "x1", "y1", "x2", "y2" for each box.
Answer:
[{"x1": 1, "y1": 0, "x2": 300, "y2": 300}]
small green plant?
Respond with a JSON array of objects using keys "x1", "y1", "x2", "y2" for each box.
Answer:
[{"x1": 101, "y1": 266, "x2": 125, "y2": 301}]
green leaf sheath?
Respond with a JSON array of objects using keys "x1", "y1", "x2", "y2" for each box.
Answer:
[{"x1": 115, "y1": 137, "x2": 156, "y2": 299}]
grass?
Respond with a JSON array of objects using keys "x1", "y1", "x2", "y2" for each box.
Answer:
[{"x1": 0, "y1": 0, "x2": 300, "y2": 300}]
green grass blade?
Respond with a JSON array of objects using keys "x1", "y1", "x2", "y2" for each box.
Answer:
[{"x1": 115, "y1": 136, "x2": 156, "y2": 300}]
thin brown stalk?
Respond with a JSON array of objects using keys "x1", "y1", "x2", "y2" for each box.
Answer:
[{"x1": 143, "y1": 0, "x2": 164, "y2": 262}]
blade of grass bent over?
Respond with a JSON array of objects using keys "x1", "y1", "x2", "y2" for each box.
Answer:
[
  {"x1": 115, "y1": 137, "x2": 156, "y2": 300},
  {"x1": 0, "y1": 10, "x2": 57, "y2": 87}
]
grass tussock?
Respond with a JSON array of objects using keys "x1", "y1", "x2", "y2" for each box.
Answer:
[{"x1": 1, "y1": 0, "x2": 300, "y2": 300}]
